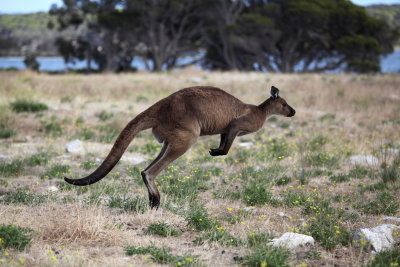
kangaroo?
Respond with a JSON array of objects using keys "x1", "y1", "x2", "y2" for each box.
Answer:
[{"x1": 65, "y1": 85, "x2": 295, "y2": 208}]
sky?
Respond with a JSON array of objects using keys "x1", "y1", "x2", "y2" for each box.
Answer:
[{"x1": 0, "y1": 0, "x2": 399, "y2": 14}]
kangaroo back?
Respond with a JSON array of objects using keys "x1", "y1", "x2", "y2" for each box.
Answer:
[{"x1": 64, "y1": 110, "x2": 156, "y2": 186}]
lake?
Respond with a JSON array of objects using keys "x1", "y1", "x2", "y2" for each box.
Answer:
[{"x1": 0, "y1": 51, "x2": 399, "y2": 73}]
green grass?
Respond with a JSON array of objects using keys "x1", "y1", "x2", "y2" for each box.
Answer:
[
  {"x1": 307, "y1": 152, "x2": 339, "y2": 168},
  {"x1": 107, "y1": 195, "x2": 148, "y2": 213},
  {"x1": 125, "y1": 244, "x2": 200, "y2": 266},
  {"x1": 0, "y1": 224, "x2": 33, "y2": 251},
  {"x1": 247, "y1": 232, "x2": 274, "y2": 248},
  {"x1": 10, "y1": 99, "x2": 48, "y2": 113},
  {"x1": 366, "y1": 247, "x2": 400, "y2": 267},
  {"x1": 185, "y1": 203, "x2": 214, "y2": 231},
  {"x1": 24, "y1": 151, "x2": 52, "y2": 166},
  {"x1": 229, "y1": 182, "x2": 281, "y2": 207},
  {"x1": 40, "y1": 164, "x2": 70, "y2": 179},
  {"x1": 358, "y1": 192, "x2": 399, "y2": 215},
  {"x1": 329, "y1": 173, "x2": 350, "y2": 183},
  {"x1": 0, "y1": 160, "x2": 24, "y2": 177},
  {"x1": 194, "y1": 226, "x2": 242, "y2": 247},
  {"x1": 39, "y1": 118, "x2": 63, "y2": 137},
  {"x1": 0, "y1": 126, "x2": 15, "y2": 139},
  {"x1": 145, "y1": 222, "x2": 182, "y2": 237},
  {"x1": 240, "y1": 246, "x2": 290, "y2": 267},
  {"x1": 0, "y1": 190, "x2": 47, "y2": 206},
  {"x1": 97, "y1": 110, "x2": 114, "y2": 121}
]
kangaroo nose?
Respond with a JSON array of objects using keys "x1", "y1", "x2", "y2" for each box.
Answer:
[{"x1": 289, "y1": 109, "x2": 296, "y2": 117}]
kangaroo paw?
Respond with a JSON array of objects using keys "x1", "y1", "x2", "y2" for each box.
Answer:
[{"x1": 149, "y1": 194, "x2": 160, "y2": 210}]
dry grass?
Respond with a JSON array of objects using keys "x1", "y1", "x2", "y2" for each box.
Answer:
[{"x1": 0, "y1": 70, "x2": 399, "y2": 266}]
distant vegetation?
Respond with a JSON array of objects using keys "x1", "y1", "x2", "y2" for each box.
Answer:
[{"x1": 0, "y1": 1, "x2": 399, "y2": 73}]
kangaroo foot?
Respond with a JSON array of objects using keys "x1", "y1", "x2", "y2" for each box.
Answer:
[
  {"x1": 209, "y1": 148, "x2": 225, "y2": 156},
  {"x1": 149, "y1": 194, "x2": 160, "y2": 209}
]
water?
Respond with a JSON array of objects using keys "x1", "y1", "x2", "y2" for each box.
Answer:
[{"x1": 0, "y1": 51, "x2": 399, "y2": 73}]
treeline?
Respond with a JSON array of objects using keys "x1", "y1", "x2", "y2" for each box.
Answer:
[{"x1": 1, "y1": 0, "x2": 399, "y2": 73}]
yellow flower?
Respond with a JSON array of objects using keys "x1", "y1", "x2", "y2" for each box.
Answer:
[
  {"x1": 51, "y1": 256, "x2": 57, "y2": 262},
  {"x1": 261, "y1": 262, "x2": 267, "y2": 267},
  {"x1": 19, "y1": 258, "x2": 26, "y2": 264},
  {"x1": 185, "y1": 257, "x2": 193, "y2": 262}
]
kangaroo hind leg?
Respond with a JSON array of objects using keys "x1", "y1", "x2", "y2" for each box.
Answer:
[{"x1": 142, "y1": 132, "x2": 197, "y2": 209}]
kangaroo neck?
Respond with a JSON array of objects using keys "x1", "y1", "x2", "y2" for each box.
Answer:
[{"x1": 258, "y1": 98, "x2": 274, "y2": 118}]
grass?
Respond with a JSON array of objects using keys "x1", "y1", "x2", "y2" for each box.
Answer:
[
  {"x1": 0, "y1": 190, "x2": 47, "y2": 205},
  {"x1": 0, "y1": 71, "x2": 400, "y2": 266},
  {"x1": 366, "y1": 247, "x2": 400, "y2": 267},
  {"x1": 125, "y1": 244, "x2": 201, "y2": 266},
  {"x1": 145, "y1": 222, "x2": 182, "y2": 237},
  {"x1": 0, "y1": 224, "x2": 33, "y2": 251},
  {"x1": 0, "y1": 160, "x2": 24, "y2": 177},
  {"x1": 10, "y1": 99, "x2": 48, "y2": 113}
]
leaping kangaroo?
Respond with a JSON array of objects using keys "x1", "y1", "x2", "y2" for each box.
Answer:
[{"x1": 65, "y1": 85, "x2": 296, "y2": 208}]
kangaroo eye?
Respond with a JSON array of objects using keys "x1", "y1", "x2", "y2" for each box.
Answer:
[{"x1": 282, "y1": 103, "x2": 287, "y2": 107}]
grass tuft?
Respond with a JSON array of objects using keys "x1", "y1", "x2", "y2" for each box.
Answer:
[
  {"x1": 10, "y1": 99, "x2": 48, "y2": 113},
  {"x1": 145, "y1": 222, "x2": 182, "y2": 237},
  {"x1": 0, "y1": 224, "x2": 33, "y2": 251}
]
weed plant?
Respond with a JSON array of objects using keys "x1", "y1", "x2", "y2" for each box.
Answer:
[
  {"x1": 40, "y1": 164, "x2": 70, "y2": 179},
  {"x1": 108, "y1": 195, "x2": 148, "y2": 213},
  {"x1": 1, "y1": 190, "x2": 47, "y2": 206},
  {"x1": 241, "y1": 246, "x2": 290, "y2": 267}
]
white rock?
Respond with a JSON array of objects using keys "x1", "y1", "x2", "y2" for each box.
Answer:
[
  {"x1": 121, "y1": 156, "x2": 145, "y2": 164},
  {"x1": 238, "y1": 142, "x2": 252, "y2": 149},
  {"x1": 48, "y1": 186, "x2": 58, "y2": 192},
  {"x1": 347, "y1": 155, "x2": 379, "y2": 165},
  {"x1": 0, "y1": 154, "x2": 10, "y2": 159},
  {"x1": 66, "y1": 140, "x2": 85, "y2": 154},
  {"x1": 270, "y1": 232, "x2": 314, "y2": 250},
  {"x1": 188, "y1": 77, "x2": 202, "y2": 84},
  {"x1": 242, "y1": 207, "x2": 257, "y2": 214},
  {"x1": 353, "y1": 224, "x2": 399, "y2": 252}
]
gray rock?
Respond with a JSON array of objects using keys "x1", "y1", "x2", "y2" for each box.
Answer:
[
  {"x1": 270, "y1": 232, "x2": 314, "y2": 250},
  {"x1": 47, "y1": 186, "x2": 58, "y2": 192},
  {"x1": 353, "y1": 224, "x2": 399, "y2": 253},
  {"x1": 238, "y1": 142, "x2": 252, "y2": 149},
  {"x1": 347, "y1": 155, "x2": 379, "y2": 165},
  {"x1": 65, "y1": 140, "x2": 85, "y2": 154},
  {"x1": 382, "y1": 216, "x2": 400, "y2": 223}
]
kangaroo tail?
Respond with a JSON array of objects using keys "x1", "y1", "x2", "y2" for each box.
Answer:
[{"x1": 64, "y1": 111, "x2": 156, "y2": 186}]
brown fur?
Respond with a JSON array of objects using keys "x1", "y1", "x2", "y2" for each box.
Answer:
[{"x1": 65, "y1": 85, "x2": 295, "y2": 208}]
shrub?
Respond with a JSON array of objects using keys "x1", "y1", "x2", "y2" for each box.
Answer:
[
  {"x1": 247, "y1": 232, "x2": 274, "y2": 247},
  {"x1": 0, "y1": 126, "x2": 15, "y2": 139},
  {"x1": 194, "y1": 226, "x2": 242, "y2": 247},
  {"x1": 10, "y1": 100, "x2": 48, "y2": 113},
  {"x1": 0, "y1": 224, "x2": 33, "y2": 251},
  {"x1": 25, "y1": 151, "x2": 52, "y2": 166},
  {"x1": 359, "y1": 192, "x2": 399, "y2": 215}
]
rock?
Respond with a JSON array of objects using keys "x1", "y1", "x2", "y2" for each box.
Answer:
[
  {"x1": 242, "y1": 207, "x2": 257, "y2": 214},
  {"x1": 238, "y1": 142, "x2": 252, "y2": 149},
  {"x1": 121, "y1": 156, "x2": 145, "y2": 164},
  {"x1": 65, "y1": 140, "x2": 84, "y2": 154},
  {"x1": 47, "y1": 186, "x2": 58, "y2": 192},
  {"x1": 353, "y1": 224, "x2": 399, "y2": 253},
  {"x1": 0, "y1": 154, "x2": 10, "y2": 159},
  {"x1": 188, "y1": 77, "x2": 202, "y2": 84},
  {"x1": 270, "y1": 232, "x2": 314, "y2": 250},
  {"x1": 347, "y1": 155, "x2": 378, "y2": 165}
]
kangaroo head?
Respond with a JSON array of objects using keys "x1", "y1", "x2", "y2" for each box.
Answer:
[{"x1": 269, "y1": 86, "x2": 296, "y2": 117}]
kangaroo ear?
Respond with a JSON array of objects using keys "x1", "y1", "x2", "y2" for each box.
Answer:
[{"x1": 271, "y1": 86, "x2": 279, "y2": 99}]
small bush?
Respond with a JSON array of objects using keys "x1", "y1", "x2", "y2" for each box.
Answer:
[
  {"x1": 0, "y1": 224, "x2": 33, "y2": 251},
  {"x1": 145, "y1": 222, "x2": 182, "y2": 237},
  {"x1": 80, "y1": 159, "x2": 99, "y2": 170},
  {"x1": 276, "y1": 177, "x2": 291, "y2": 186},
  {"x1": 10, "y1": 100, "x2": 48, "y2": 113},
  {"x1": 348, "y1": 165, "x2": 369, "y2": 179},
  {"x1": 307, "y1": 152, "x2": 339, "y2": 168},
  {"x1": 241, "y1": 246, "x2": 290, "y2": 267},
  {"x1": 241, "y1": 183, "x2": 281, "y2": 207},
  {"x1": 0, "y1": 160, "x2": 24, "y2": 177}
]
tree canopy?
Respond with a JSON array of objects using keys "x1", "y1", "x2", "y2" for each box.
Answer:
[{"x1": 1, "y1": 0, "x2": 398, "y2": 73}]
